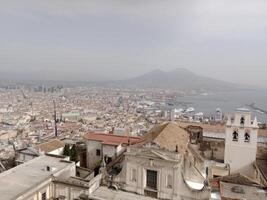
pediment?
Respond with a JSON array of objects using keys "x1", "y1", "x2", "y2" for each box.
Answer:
[{"x1": 134, "y1": 149, "x2": 174, "y2": 161}]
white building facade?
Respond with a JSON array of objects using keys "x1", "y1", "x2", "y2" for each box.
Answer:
[
  {"x1": 0, "y1": 155, "x2": 102, "y2": 200},
  {"x1": 224, "y1": 108, "x2": 258, "y2": 173},
  {"x1": 114, "y1": 147, "x2": 183, "y2": 199}
]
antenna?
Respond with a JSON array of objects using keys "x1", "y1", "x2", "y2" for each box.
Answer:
[{"x1": 53, "y1": 100, "x2": 58, "y2": 137}]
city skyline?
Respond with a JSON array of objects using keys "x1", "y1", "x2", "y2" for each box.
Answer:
[{"x1": 1, "y1": 1, "x2": 267, "y2": 200}]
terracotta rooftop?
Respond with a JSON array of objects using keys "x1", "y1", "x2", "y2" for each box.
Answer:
[
  {"x1": 84, "y1": 133, "x2": 141, "y2": 146},
  {"x1": 136, "y1": 122, "x2": 189, "y2": 152},
  {"x1": 35, "y1": 139, "x2": 65, "y2": 153},
  {"x1": 137, "y1": 122, "x2": 169, "y2": 145}
]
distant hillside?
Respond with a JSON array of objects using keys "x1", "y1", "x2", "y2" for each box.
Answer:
[{"x1": 103, "y1": 68, "x2": 243, "y2": 91}]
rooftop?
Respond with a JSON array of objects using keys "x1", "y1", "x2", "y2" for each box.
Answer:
[
  {"x1": 236, "y1": 107, "x2": 251, "y2": 112},
  {"x1": 256, "y1": 159, "x2": 267, "y2": 183},
  {"x1": 220, "y1": 173, "x2": 260, "y2": 187},
  {"x1": 84, "y1": 132, "x2": 141, "y2": 146},
  {"x1": 91, "y1": 186, "x2": 157, "y2": 200},
  {"x1": 17, "y1": 147, "x2": 39, "y2": 156},
  {"x1": 35, "y1": 139, "x2": 65, "y2": 153},
  {"x1": 0, "y1": 155, "x2": 74, "y2": 200},
  {"x1": 136, "y1": 122, "x2": 189, "y2": 152}
]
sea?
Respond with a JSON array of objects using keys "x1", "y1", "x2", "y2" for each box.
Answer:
[{"x1": 175, "y1": 89, "x2": 267, "y2": 123}]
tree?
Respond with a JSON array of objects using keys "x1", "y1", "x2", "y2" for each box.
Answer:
[
  {"x1": 63, "y1": 144, "x2": 70, "y2": 156},
  {"x1": 70, "y1": 144, "x2": 79, "y2": 162}
]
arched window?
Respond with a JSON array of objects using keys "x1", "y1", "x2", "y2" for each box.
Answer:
[
  {"x1": 233, "y1": 131, "x2": 238, "y2": 141},
  {"x1": 244, "y1": 132, "x2": 250, "y2": 142},
  {"x1": 240, "y1": 116, "x2": 245, "y2": 126}
]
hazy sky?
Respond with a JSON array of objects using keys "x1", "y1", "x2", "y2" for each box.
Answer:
[{"x1": 0, "y1": 0, "x2": 267, "y2": 86}]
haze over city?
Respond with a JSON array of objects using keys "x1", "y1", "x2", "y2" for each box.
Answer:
[
  {"x1": 0, "y1": 0, "x2": 267, "y2": 87},
  {"x1": 1, "y1": 1, "x2": 267, "y2": 200}
]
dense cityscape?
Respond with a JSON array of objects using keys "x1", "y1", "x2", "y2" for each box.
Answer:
[
  {"x1": 0, "y1": 83, "x2": 266, "y2": 200},
  {"x1": 1, "y1": 1, "x2": 267, "y2": 200}
]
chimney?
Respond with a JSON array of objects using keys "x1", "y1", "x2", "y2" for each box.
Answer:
[{"x1": 109, "y1": 127, "x2": 114, "y2": 134}]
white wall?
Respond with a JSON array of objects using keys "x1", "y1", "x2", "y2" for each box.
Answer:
[
  {"x1": 16, "y1": 162, "x2": 77, "y2": 200},
  {"x1": 86, "y1": 140, "x2": 102, "y2": 169},
  {"x1": 55, "y1": 183, "x2": 88, "y2": 200},
  {"x1": 49, "y1": 147, "x2": 64, "y2": 156},
  {"x1": 102, "y1": 145, "x2": 116, "y2": 158},
  {"x1": 55, "y1": 162, "x2": 76, "y2": 179},
  {"x1": 116, "y1": 144, "x2": 125, "y2": 155},
  {"x1": 88, "y1": 174, "x2": 102, "y2": 194},
  {"x1": 16, "y1": 179, "x2": 53, "y2": 200},
  {"x1": 124, "y1": 156, "x2": 181, "y2": 200},
  {"x1": 225, "y1": 114, "x2": 258, "y2": 173}
]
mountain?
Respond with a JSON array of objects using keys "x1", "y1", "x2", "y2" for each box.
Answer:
[{"x1": 103, "y1": 68, "x2": 243, "y2": 91}]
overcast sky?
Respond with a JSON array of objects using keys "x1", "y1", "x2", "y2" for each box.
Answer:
[{"x1": 0, "y1": 0, "x2": 267, "y2": 86}]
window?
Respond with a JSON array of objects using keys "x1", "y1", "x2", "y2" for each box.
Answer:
[
  {"x1": 131, "y1": 168, "x2": 137, "y2": 182},
  {"x1": 175, "y1": 145, "x2": 178, "y2": 152},
  {"x1": 96, "y1": 149, "x2": 101, "y2": 156},
  {"x1": 240, "y1": 117, "x2": 245, "y2": 126},
  {"x1": 232, "y1": 131, "x2": 238, "y2": 141},
  {"x1": 146, "y1": 170, "x2": 157, "y2": 189},
  {"x1": 41, "y1": 192, "x2": 47, "y2": 200},
  {"x1": 231, "y1": 116, "x2": 234, "y2": 123},
  {"x1": 244, "y1": 132, "x2": 250, "y2": 142},
  {"x1": 197, "y1": 132, "x2": 200, "y2": 139},
  {"x1": 166, "y1": 174, "x2": 172, "y2": 188}
]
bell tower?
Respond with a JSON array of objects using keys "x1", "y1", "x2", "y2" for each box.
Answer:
[{"x1": 224, "y1": 108, "x2": 258, "y2": 173}]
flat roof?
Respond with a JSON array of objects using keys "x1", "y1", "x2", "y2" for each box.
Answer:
[
  {"x1": 0, "y1": 155, "x2": 74, "y2": 200},
  {"x1": 91, "y1": 186, "x2": 157, "y2": 200}
]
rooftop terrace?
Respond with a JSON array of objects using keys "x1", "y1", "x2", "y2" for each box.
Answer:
[{"x1": 0, "y1": 154, "x2": 74, "y2": 200}]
